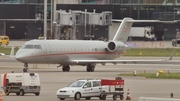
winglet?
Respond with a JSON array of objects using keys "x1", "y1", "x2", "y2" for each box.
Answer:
[
  {"x1": 10, "y1": 46, "x2": 15, "y2": 58},
  {"x1": 168, "y1": 49, "x2": 176, "y2": 61}
]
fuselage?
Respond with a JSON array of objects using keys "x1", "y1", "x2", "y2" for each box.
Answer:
[{"x1": 15, "y1": 39, "x2": 128, "y2": 65}]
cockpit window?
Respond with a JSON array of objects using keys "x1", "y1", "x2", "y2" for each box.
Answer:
[
  {"x1": 34, "y1": 45, "x2": 42, "y2": 49},
  {"x1": 22, "y1": 44, "x2": 42, "y2": 49},
  {"x1": 24, "y1": 45, "x2": 33, "y2": 49}
]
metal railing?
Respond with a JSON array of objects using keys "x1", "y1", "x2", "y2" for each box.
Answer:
[{"x1": 0, "y1": 0, "x2": 180, "y2": 5}]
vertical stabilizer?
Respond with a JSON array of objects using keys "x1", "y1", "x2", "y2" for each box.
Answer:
[{"x1": 113, "y1": 18, "x2": 133, "y2": 43}]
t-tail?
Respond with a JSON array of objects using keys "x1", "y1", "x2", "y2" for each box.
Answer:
[{"x1": 112, "y1": 18, "x2": 134, "y2": 43}]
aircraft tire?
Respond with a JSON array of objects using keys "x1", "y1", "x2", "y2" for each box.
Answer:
[
  {"x1": 66, "y1": 66, "x2": 70, "y2": 72},
  {"x1": 91, "y1": 66, "x2": 95, "y2": 72},
  {"x1": 86, "y1": 67, "x2": 90, "y2": 72},
  {"x1": 62, "y1": 65, "x2": 70, "y2": 72},
  {"x1": 62, "y1": 67, "x2": 66, "y2": 72},
  {"x1": 86, "y1": 65, "x2": 95, "y2": 72},
  {"x1": 23, "y1": 68, "x2": 28, "y2": 72}
]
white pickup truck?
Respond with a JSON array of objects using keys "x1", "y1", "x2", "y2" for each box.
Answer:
[{"x1": 56, "y1": 79, "x2": 109, "y2": 100}]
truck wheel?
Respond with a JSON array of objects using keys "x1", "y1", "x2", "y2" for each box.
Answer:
[
  {"x1": 60, "y1": 98, "x2": 65, "y2": 100},
  {"x1": 113, "y1": 94, "x2": 117, "y2": 100},
  {"x1": 19, "y1": 90, "x2": 24, "y2": 96},
  {"x1": 120, "y1": 95, "x2": 124, "y2": 100},
  {"x1": 74, "y1": 92, "x2": 81, "y2": 100},
  {"x1": 85, "y1": 97, "x2": 91, "y2": 100},
  {"x1": 35, "y1": 93, "x2": 40, "y2": 96},
  {"x1": 16, "y1": 93, "x2": 20, "y2": 96},
  {"x1": 100, "y1": 94, "x2": 106, "y2": 100}
]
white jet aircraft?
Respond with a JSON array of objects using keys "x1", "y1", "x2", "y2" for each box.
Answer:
[{"x1": 10, "y1": 17, "x2": 170, "y2": 72}]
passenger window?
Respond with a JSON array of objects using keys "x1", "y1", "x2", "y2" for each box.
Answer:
[
  {"x1": 84, "y1": 82, "x2": 92, "y2": 88},
  {"x1": 92, "y1": 81, "x2": 100, "y2": 87}
]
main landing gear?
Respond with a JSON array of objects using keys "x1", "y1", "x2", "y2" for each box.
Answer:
[
  {"x1": 62, "y1": 65, "x2": 70, "y2": 72},
  {"x1": 60, "y1": 64, "x2": 95, "y2": 72},
  {"x1": 86, "y1": 64, "x2": 95, "y2": 72},
  {"x1": 23, "y1": 63, "x2": 29, "y2": 72}
]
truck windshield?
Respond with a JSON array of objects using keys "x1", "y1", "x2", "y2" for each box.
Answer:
[{"x1": 67, "y1": 81, "x2": 85, "y2": 87}]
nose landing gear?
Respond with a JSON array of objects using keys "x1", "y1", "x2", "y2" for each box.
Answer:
[{"x1": 23, "y1": 63, "x2": 29, "y2": 72}]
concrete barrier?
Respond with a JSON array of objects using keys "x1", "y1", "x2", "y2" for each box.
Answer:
[{"x1": 138, "y1": 97, "x2": 180, "y2": 101}]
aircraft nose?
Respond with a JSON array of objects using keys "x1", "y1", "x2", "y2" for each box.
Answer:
[
  {"x1": 15, "y1": 54, "x2": 24, "y2": 61},
  {"x1": 15, "y1": 51, "x2": 27, "y2": 62}
]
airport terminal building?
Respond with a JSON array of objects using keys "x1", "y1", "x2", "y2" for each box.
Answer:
[{"x1": 0, "y1": 0, "x2": 180, "y2": 40}]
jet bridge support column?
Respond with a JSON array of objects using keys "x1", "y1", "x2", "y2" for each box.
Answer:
[{"x1": 44, "y1": 0, "x2": 47, "y2": 39}]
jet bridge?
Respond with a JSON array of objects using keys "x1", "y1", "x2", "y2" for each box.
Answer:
[{"x1": 53, "y1": 9, "x2": 112, "y2": 40}]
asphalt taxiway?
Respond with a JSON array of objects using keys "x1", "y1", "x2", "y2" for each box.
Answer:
[
  {"x1": 1, "y1": 56, "x2": 180, "y2": 101},
  {"x1": 1, "y1": 40, "x2": 180, "y2": 101}
]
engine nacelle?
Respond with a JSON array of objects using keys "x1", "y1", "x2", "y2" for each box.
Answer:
[{"x1": 106, "y1": 41, "x2": 126, "y2": 52}]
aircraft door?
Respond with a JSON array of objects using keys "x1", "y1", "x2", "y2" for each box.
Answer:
[{"x1": 41, "y1": 41, "x2": 51, "y2": 59}]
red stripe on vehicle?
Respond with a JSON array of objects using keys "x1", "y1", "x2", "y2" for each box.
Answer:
[{"x1": 3, "y1": 73, "x2": 7, "y2": 86}]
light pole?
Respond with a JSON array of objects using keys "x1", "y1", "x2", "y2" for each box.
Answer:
[{"x1": 44, "y1": 0, "x2": 47, "y2": 39}]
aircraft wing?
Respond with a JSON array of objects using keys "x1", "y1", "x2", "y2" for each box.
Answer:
[
  {"x1": 111, "y1": 19, "x2": 177, "y2": 23},
  {"x1": 72, "y1": 49, "x2": 177, "y2": 65},
  {"x1": 71, "y1": 59, "x2": 172, "y2": 65}
]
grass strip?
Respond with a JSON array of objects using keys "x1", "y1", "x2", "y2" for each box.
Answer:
[
  {"x1": 124, "y1": 48, "x2": 178, "y2": 57},
  {"x1": 0, "y1": 46, "x2": 19, "y2": 55},
  {"x1": 119, "y1": 72, "x2": 180, "y2": 79}
]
